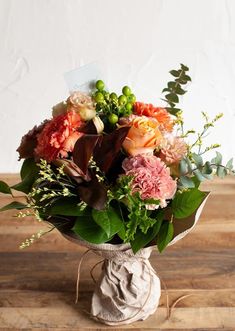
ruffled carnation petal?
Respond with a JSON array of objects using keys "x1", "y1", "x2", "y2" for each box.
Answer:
[{"x1": 122, "y1": 154, "x2": 176, "y2": 208}]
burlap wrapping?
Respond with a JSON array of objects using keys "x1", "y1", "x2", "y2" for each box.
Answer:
[{"x1": 63, "y1": 192, "x2": 209, "y2": 325}]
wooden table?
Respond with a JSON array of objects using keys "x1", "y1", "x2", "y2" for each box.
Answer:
[{"x1": 0, "y1": 175, "x2": 235, "y2": 330}]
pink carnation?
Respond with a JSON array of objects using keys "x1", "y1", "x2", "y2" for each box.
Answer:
[
  {"x1": 122, "y1": 154, "x2": 177, "y2": 208},
  {"x1": 160, "y1": 134, "x2": 187, "y2": 165}
]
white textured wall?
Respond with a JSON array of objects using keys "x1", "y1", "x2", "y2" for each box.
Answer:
[{"x1": 0, "y1": 0, "x2": 235, "y2": 172}]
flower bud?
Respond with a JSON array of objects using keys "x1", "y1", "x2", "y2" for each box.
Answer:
[
  {"x1": 92, "y1": 116, "x2": 104, "y2": 134},
  {"x1": 79, "y1": 107, "x2": 96, "y2": 121}
]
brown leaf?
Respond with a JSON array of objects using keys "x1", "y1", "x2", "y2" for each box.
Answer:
[
  {"x1": 93, "y1": 126, "x2": 130, "y2": 173},
  {"x1": 73, "y1": 134, "x2": 100, "y2": 175},
  {"x1": 77, "y1": 173, "x2": 108, "y2": 210}
]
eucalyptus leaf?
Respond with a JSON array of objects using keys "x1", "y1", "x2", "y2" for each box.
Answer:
[
  {"x1": 226, "y1": 158, "x2": 233, "y2": 170},
  {"x1": 179, "y1": 159, "x2": 188, "y2": 175},
  {"x1": 191, "y1": 153, "x2": 203, "y2": 167},
  {"x1": 216, "y1": 166, "x2": 227, "y2": 178},
  {"x1": 179, "y1": 176, "x2": 195, "y2": 188},
  {"x1": 211, "y1": 151, "x2": 222, "y2": 166},
  {"x1": 193, "y1": 169, "x2": 206, "y2": 182}
]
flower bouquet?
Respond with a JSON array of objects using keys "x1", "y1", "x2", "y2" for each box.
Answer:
[{"x1": 0, "y1": 64, "x2": 234, "y2": 325}]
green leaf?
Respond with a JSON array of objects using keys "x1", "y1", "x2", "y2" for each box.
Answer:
[
  {"x1": 172, "y1": 188, "x2": 206, "y2": 219},
  {"x1": 191, "y1": 176, "x2": 201, "y2": 188},
  {"x1": 183, "y1": 74, "x2": 191, "y2": 81},
  {"x1": 131, "y1": 217, "x2": 163, "y2": 254},
  {"x1": 216, "y1": 166, "x2": 227, "y2": 178},
  {"x1": 165, "y1": 107, "x2": 181, "y2": 116},
  {"x1": 179, "y1": 159, "x2": 189, "y2": 175},
  {"x1": 165, "y1": 93, "x2": 179, "y2": 103},
  {"x1": 181, "y1": 64, "x2": 189, "y2": 71},
  {"x1": 92, "y1": 206, "x2": 124, "y2": 238},
  {"x1": 179, "y1": 176, "x2": 195, "y2": 188},
  {"x1": 157, "y1": 221, "x2": 174, "y2": 253},
  {"x1": 162, "y1": 88, "x2": 171, "y2": 93},
  {"x1": 193, "y1": 169, "x2": 206, "y2": 182},
  {"x1": 72, "y1": 212, "x2": 109, "y2": 244},
  {"x1": 175, "y1": 86, "x2": 186, "y2": 95},
  {"x1": 170, "y1": 70, "x2": 181, "y2": 77},
  {"x1": 168, "y1": 81, "x2": 177, "y2": 89},
  {"x1": 0, "y1": 181, "x2": 11, "y2": 195},
  {"x1": 12, "y1": 159, "x2": 39, "y2": 194},
  {"x1": 0, "y1": 201, "x2": 28, "y2": 212},
  {"x1": 144, "y1": 198, "x2": 160, "y2": 205},
  {"x1": 191, "y1": 153, "x2": 203, "y2": 167},
  {"x1": 20, "y1": 158, "x2": 36, "y2": 180},
  {"x1": 211, "y1": 151, "x2": 222, "y2": 166},
  {"x1": 175, "y1": 78, "x2": 188, "y2": 85},
  {"x1": 49, "y1": 199, "x2": 88, "y2": 216},
  {"x1": 185, "y1": 157, "x2": 193, "y2": 172},
  {"x1": 203, "y1": 161, "x2": 213, "y2": 174},
  {"x1": 226, "y1": 158, "x2": 233, "y2": 170}
]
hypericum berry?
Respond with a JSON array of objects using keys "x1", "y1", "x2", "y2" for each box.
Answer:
[
  {"x1": 108, "y1": 113, "x2": 119, "y2": 124},
  {"x1": 110, "y1": 92, "x2": 118, "y2": 101},
  {"x1": 118, "y1": 95, "x2": 127, "y2": 105},
  {"x1": 122, "y1": 86, "x2": 131, "y2": 96},
  {"x1": 96, "y1": 80, "x2": 105, "y2": 91},
  {"x1": 129, "y1": 94, "x2": 136, "y2": 103},
  {"x1": 94, "y1": 92, "x2": 104, "y2": 103},
  {"x1": 125, "y1": 103, "x2": 133, "y2": 111}
]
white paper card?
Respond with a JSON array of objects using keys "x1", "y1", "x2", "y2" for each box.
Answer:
[{"x1": 64, "y1": 63, "x2": 101, "y2": 94}]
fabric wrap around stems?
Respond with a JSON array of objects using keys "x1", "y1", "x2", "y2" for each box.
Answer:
[{"x1": 63, "y1": 234, "x2": 161, "y2": 325}]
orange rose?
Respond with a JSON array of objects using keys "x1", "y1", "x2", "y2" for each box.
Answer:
[
  {"x1": 134, "y1": 102, "x2": 174, "y2": 132},
  {"x1": 122, "y1": 115, "x2": 163, "y2": 156}
]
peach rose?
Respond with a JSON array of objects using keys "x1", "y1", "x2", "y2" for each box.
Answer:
[
  {"x1": 122, "y1": 115, "x2": 163, "y2": 156},
  {"x1": 52, "y1": 91, "x2": 96, "y2": 121}
]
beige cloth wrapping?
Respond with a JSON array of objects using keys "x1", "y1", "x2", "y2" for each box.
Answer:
[
  {"x1": 63, "y1": 193, "x2": 209, "y2": 325},
  {"x1": 64, "y1": 235, "x2": 161, "y2": 325}
]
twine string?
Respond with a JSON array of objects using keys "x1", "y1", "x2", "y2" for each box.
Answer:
[{"x1": 75, "y1": 249, "x2": 194, "y2": 322}]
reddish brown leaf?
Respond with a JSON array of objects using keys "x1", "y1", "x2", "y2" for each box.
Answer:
[
  {"x1": 93, "y1": 126, "x2": 130, "y2": 173},
  {"x1": 77, "y1": 174, "x2": 108, "y2": 210},
  {"x1": 72, "y1": 134, "x2": 100, "y2": 175}
]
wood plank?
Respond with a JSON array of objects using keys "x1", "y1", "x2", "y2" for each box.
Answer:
[
  {"x1": 0, "y1": 307, "x2": 234, "y2": 329},
  {"x1": 0, "y1": 249, "x2": 234, "y2": 291},
  {"x1": 0, "y1": 289, "x2": 235, "y2": 308}
]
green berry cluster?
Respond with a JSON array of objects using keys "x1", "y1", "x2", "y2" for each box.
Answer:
[{"x1": 93, "y1": 80, "x2": 136, "y2": 126}]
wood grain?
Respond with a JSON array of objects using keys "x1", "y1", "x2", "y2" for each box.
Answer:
[{"x1": 0, "y1": 174, "x2": 235, "y2": 330}]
